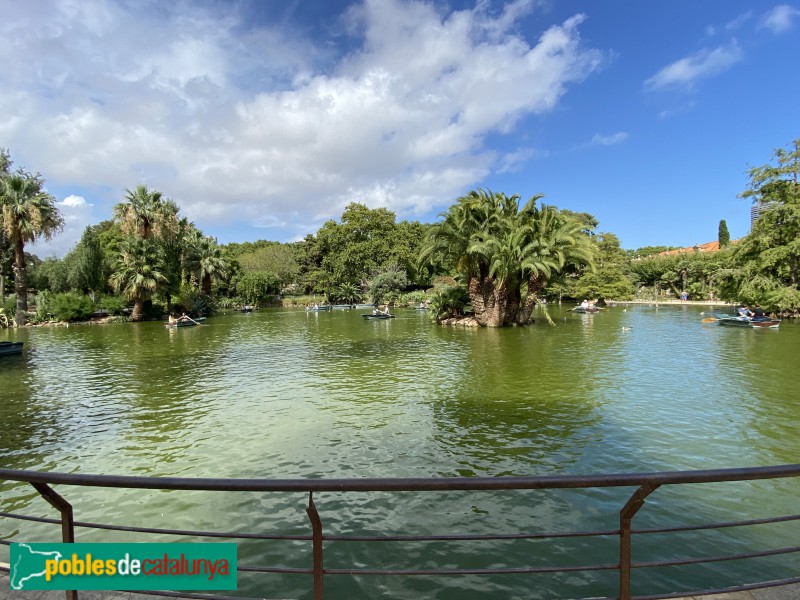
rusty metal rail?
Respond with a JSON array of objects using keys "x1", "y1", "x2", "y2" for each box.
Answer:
[{"x1": 1, "y1": 464, "x2": 799, "y2": 600}]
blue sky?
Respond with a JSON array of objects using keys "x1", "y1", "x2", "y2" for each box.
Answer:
[{"x1": 2, "y1": 0, "x2": 799, "y2": 256}]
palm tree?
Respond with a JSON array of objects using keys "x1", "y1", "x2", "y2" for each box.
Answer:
[
  {"x1": 195, "y1": 236, "x2": 227, "y2": 296},
  {"x1": 0, "y1": 172, "x2": 64, "y2": 325},
  {"x1": 420, "y1": 189, "x2": 595, "y2": 327},
  {"x1": 335, "y1": 282, "x2": 361, "y2": 304},
  {"x1": 113, "y1": 184, "x2": 179, "y2": 240},
  {"x1": 109, "y1": 238, "x2": 168, "y2": 321}
]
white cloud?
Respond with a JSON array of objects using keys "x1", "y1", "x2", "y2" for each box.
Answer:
[
  {"x1": 29, "y1": 195, "x2": 96, "y2": 258},
  {"x1": 725, "y1": 11, "x2": 753, "y2": 31},
  {"x1": 589, "y1": 132, "x2": 629, "y2": 146},
  {"x1": 759, "y1": 4, "x2": 800, "y2": 34},
  {"x1": 0, "y1": 0, "x2": 605, "y2": 242},
  {"x1": 497, "y1": 147, "x2": 548, "y2": 174},
  {"x1": 644, "y1": 41, "x2": 743, "y2": 90}
]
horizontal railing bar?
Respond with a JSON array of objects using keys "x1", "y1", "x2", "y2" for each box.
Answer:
[
  {"x1": 633, "y1": 513, "x2": 800, "y2": 535},
  {"x1": 632, "y1": 575, "x2": 800, "y2": 599},
  {"x1": 2, "y1": 464, "x2": 799, "y2": 492},
  {"x1": 633, "y1": 545, "x2": 800, "y2": 569},
  {"x1": 1, "y1": 510, "x2": 617, "y2": 542},
  {"x1": 323, "y1": 563, "x2": 619, "y2": 576},
  {"x1": 125, "y1": 591, "x2": 262, "y2": 600},
  {"x1": 324, "y1": 528, "x2": 619, "y2": 542},
  {"x1": 238, "y1": 565, "x2": 313, "y2": 574},
  {"x1": 0, "y1": 511, "x2": 312, "y2": 540}
]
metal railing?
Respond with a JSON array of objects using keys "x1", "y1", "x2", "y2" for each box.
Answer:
[{"x1": 1, "y1": 465, "x2": 799, "y2": 600}]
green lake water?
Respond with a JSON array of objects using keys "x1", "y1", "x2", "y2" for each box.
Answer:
[{"x1": 1, "y1": 304, "x2": 798, "y2": 598}]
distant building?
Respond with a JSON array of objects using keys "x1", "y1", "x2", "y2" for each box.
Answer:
[
  {"x1": 657, "y1": 241, "x2": 723, "y2": 257},
  {"x1": 750, "y1": 202, "x2": 776, "y2": 228}
]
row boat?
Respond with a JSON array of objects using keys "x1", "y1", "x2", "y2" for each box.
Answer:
[
  {"x1": 572, "y1": 306, "x2": 600, "y2": 314},
  {"x1": 363, "y1": 313, "x2": 394, "y2": 319},
  {"x1": 165, "y1": 317, "x2": 206, "y2": 328},
  {"x1": 716, "y1": 315, "x2": 780, "y2": 329},
  {"x1": 0, "y1": 341, "x2": 24, "y2": 356},
  {"x1": 306, "y1": 305, "x2": 332, "y2": 312}
]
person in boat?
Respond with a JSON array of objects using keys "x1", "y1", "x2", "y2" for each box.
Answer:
[
  {"x1": 580, "y1": 299, "x2": 589, "y2": 309},
  {"x1": 383, "y1": 306, "x2": 391, "y2": 315},
  {"x1": 178, "y1": 312, "x2": 190, "y2": 322},
  {"x1": 751, "y1": 304, "x2": 766, "y2": 320},
  {"x1": 372, "y1": 307, "x2": 378, "y2": 315},
  {"x1": 736, "y1": 305, "x2": 752, "y2": 318},
  {"x1": 168, "y1": 313, "x2": 177, "y2": 325}
]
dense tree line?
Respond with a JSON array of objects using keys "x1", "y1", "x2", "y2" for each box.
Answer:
[{"x1": 3, "y1": 136, "x2": 800, "y2": 327}]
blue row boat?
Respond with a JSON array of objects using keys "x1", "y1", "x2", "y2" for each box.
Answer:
[
  {"x1": 716, "y1": 315, "x2": 780, "y2": 329},
  {"x1": 0, "y1": 341, "x2": 24, "y2": 356}
]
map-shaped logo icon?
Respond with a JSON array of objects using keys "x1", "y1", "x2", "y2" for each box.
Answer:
[{"x1": 10, "y1": 543, "x2": 63, "y2": 590}]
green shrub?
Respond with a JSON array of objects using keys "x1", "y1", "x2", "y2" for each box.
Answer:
[
  {"x1": 50, "y1": 293, "x2": 96, "y2": 321},
  {"x1": 398, "y1": 290, "x2": 428, "y2": 305},
  {"x1": 216, "y1": 296, "x2": 242, "y2": 310},
  {"x1": 427, "y1": 285, "x2": 470, "y2": 321},
  {"x1": 98, "y1": 295, "x2": 130, "y2": 316},
  {"x1": 34, "y1": 291, "x2": 53, "y2": 321},
  {"x1": 106, "y1": 315, "x2": 130, "y2": 324}
]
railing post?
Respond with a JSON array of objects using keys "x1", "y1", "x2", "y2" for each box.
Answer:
[
  {"x1": 619, "y1": 484, "x2": 659, "y2": 600},
  {"x1": 30, "y1": 482, "x2": 77, "y2": 600},
  {"x1": 306, "y1": 492, "x2": 324, "y2": 600}
]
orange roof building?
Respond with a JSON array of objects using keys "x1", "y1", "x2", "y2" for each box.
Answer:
[{"x1": 657, "y1": 241, "x2": 722, "y2": 256}]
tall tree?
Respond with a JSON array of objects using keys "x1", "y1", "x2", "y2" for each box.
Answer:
[
  {"x1": 718, "y1": 220, "x2": 730, "y2": 247},
  {"x1": 0, "y1": 149, "x2": 10, "y2": 303},
  {"x1": 0, "y1": 156, "x2": 64, "y2": 325},
  {"x1": 195, "y1": 236, "x2": 228, "y2": 296},
  {"x1": 571, "y1": 232, "x2": 635, "y2": 302},
  {"x1": 420, "y1": 190, "x2": 595, "y2": 327},
  {"x1": 720, "y1": 138, "x2": 800, "y2": 312},
  {"x1": 315, "y1": 203, "x2": 405, "y2": 291},
  {"x1": 113, "y1": 184, "x2": 179, "y2": 241},
  {"x1": 112, "y1": 184, "x2": 179, "y2": 317},
  {"x1": 109, "y1": 238, "x2": 168, "y2": 321},
  {"x1": 71, "y1": 225, "x2": 106, "y2": 300}
]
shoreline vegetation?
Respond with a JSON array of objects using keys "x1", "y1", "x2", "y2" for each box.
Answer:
[
  {"x1": 8, "y1": 298, "x2": 740, "y2": 329},
  {"x1": 3, "y1": 137, "x2": 800, "y2": 330}
]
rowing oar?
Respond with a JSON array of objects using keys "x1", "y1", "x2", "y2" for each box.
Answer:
[
  {"x1": 701, "y1": 316, "x2": 718, "y2": 323},
  {"x1": 184, "y1": 315, "x2": 203, "y2": 325}
]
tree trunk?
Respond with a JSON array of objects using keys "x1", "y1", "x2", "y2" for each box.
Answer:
[
  {"x1": 468, "y1": 273, "x2": 495, "y2": 327},
  {"x1": 202, "y1": 273, "x2": 212, "y2": 296},
  {"x1": 504, "y1": 282, "x2": 521, "y2": 326},
  {"x1": 131, "y1": 299, "x2": 144, "y2": 321},
  {"x1": 0, "y1": 273, "x2": 5, "y2": 303},
  {"x1": 487, "y1": 282, "x2": 507, "y2": 327},
  {"x1": 12, "y1": 238, "x2": 27, "y2": 326},
  {"x1": 517, "y1": 272, "x2": 546, "y2": 325}
]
